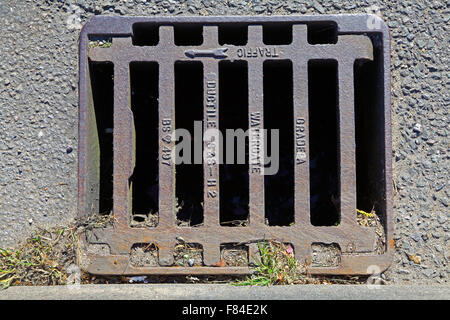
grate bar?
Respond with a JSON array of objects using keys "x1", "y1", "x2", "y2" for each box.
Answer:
[
  {"x1": 157, "y1": 60, "x2": 176, "y2": 266},
  {"x1": 292, "y1": 25, "x2": 310, "y2": 230},
  {"x1": 338, "y1": 58, "x2": 357, "y2": 226},
  {"x1": 158, "y1": 60, "x2": 175, "y2": 229},
  {"x1": 113, "y1": 56, "x2": 132, "y2": 226},
  {"x1": 203, "y1": 26, "x2": 220, "y2": 228},
  {"x1": 247, "y1": 25, "x2": 265, "y2": 227},
  {"x1": 90, "y1": 222, "x2": 377, "y2": 257}
]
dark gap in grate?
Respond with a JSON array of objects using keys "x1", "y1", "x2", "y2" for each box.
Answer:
[
  {"x1": 174, "y1": 24, "x2": 203, "y2": 46},
  {"x1": 263, "y1": 23, "x2": 292, "y2": 45},
  {"x1": 219, "y1": 60, "x2": 249, "y2": 226},
  {"x1": 88, "y1": 35, "x2": 112, "y2": 43},
  {"x1": 129, "y1": 62, "x2": 159, "y2": 221},
  {"x1": 308, "y1": 60, "x2": 339, "y2": 226},
  {"x1": 370, "y1": 34, "x2": 387, "y2": 227},
  {"x1": 175, "y1": 61, "x2": 204, "y2": 226},
  {"x1": 263, "y1": 60, "x2": 294, "y2": 226},
  {"x1": 355, "y1": 34, "x2": 385, "y2": 225},
  {"x1": 88, "y1": 61, "x2": 114, "y2": 215},
  {"x1": 218, "y1": 23, "x2": 248, "y2": 45},
  {"x1": 132, "y1": 23, "x2": 159, "y2": 46},
  {"x1": 307, "y1": 22, "x2": 338, "y2": 44}
]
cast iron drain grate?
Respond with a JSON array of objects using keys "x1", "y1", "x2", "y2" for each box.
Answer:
[{"x1": 78, "y1": 15, "x2": 392, "y2": 275}]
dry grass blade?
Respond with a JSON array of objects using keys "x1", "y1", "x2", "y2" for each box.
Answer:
[
  {"x1": 0, "y1": 227, "x2": 77, "y2": 289},
  {"x1": 0, "y1": 214, "x2": 113, "y2": 290}
]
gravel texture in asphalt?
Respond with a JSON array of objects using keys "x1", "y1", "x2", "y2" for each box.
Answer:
[{"x1": 0, "y1": 0, "x2": 448, "y2": 285}]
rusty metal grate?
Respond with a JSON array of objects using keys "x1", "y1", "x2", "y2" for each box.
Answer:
[{"x1": 78, "y1": 15, "x2": 392, "y2": 275}]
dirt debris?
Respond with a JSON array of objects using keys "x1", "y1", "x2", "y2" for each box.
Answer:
[
  {"x1": 311, "y1": 243, "x2": 341, "y2": 267},
  {"x1": 356, "y1": 208, "x2": 386, "y2": 254},
  {"x1": 87, "y1": 244, "x2": 110, "y2": 256},
  {"x1": 130, "y1": 243, "x2": 158, "y2": 267},
  {"x1": 221, "y1": 245, "x2": 249, "y2": 266},
  {"x1": 173, "y1": 243, "x2": 203, "y2": 267},
  {"x1": 130, "y1": 214, "x2": 158, "y2": 228},
  {"x1": 220, "y1": 220, "x2": 249, "y2": 227},
  {"x1": 88, "y1": 38, "x2": 112, "y2": 49}
]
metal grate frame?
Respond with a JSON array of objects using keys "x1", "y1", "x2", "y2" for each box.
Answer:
[{"x1": 78, "y1": 15, "x2": 392, "y2": 275}]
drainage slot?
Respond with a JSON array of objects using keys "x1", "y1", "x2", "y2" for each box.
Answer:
[
  {"x1": 174, "y1": 24, "x2": 203, "y2": 46},
  {"x1": 308, "y1": 60, "x2": 339, "y2": 226},
  {"x1": 89, "y1": 61, "x2": 114, "y2": 215},
  {"x1": 307, "y1": 22, "x2": 337, "y2": 44},
  {"x1": 263, "y1": 60, "x2": 294, "y2": 226},
  {"x1": 132, "y1": 23, "x2": 159, "y2": 46},
  {"x1": 219, "y1": 61, "x2": 249, "y2": 226},
  {"x1": 354, "y1": 34, "x2": 385, "y2": 225},
  {"x1": 218, "y1": 24, "x2": 248, "y2": 45},
  {"x1": 175, "y1": 61, "x2": 204, "y2": 226},
  {"x1": 129, "y1": 62, "x2": 159, "y2": 225},
  {"x1": 263, "y1": 23, "x2": 292, "y2": 45}
]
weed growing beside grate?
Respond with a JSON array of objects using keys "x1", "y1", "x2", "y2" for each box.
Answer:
[
  {"x1": 233, "y1": 240, "x2": 320, "y2": 286},
  {"x1": 0, "y1": 226, "x2": 77, "y2": 289},
  {"x1": 0, "y1": 214, "x2": 116, "y2": 289},
  {"x1": 232, "y1": 239, "x2": 371, "y2": 286}
]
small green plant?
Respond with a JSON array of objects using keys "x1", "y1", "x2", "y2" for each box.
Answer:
[{"x1": 233, "y1": 239, "x2": 318, "y2": 286}]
